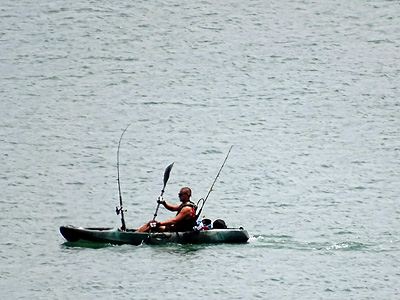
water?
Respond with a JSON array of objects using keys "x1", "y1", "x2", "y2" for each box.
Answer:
[{"x1": 1, "y1": 0, "x2": 399, "y2": 299}]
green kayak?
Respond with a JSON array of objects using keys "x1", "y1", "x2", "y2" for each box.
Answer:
[
  {"x1": 60, "y1": 225, "x2": 249, "y2": 246},
  {"x1": 60, "y1": 140, "x2": 248, "y2": 246}
]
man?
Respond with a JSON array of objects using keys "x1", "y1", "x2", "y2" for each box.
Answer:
[{"x1": 136, "y1": 187, "x2": 197, "y2": 232}]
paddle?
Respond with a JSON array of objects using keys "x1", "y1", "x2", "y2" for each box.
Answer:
[{"x1": 152, "y1": 162, "x2": 174, "y2": 221}]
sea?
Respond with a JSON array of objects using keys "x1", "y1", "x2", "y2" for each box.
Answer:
[{"x1": 1, "y1": 0, "x2": 399, "y2": 299}]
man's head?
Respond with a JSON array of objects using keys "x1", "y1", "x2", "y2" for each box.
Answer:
[{"x1": 178, "y1": 187, "x2": 192, "y2": 203}]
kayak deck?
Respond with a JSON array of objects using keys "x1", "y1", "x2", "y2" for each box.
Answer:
[{"x1": 60, "y1": 225, "x2": 249, "y2": 245}]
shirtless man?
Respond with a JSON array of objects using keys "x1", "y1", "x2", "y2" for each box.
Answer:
[{"x1": 136, "y1": 187, "x2": 197, "y2": 232}]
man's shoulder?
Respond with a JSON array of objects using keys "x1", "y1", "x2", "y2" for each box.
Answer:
[{"x1": 180, "y1": 206, "x2": 194, "y2": 212}]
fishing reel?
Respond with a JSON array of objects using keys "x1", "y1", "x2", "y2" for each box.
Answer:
[{"x1": 115, "y1": 206, "x2": 127, "y2": 215}]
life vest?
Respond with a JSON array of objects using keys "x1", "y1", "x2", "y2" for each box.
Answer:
[
  {"x1": 176, "y1": 201, "x2": 197, "y2": 217},
  {"x1": 171, "y1": 201, "x2": 197, "y2": 232}
]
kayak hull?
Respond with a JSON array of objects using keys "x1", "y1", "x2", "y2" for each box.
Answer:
[{"x1": 60, "y1": 225, "x2": 249, "y2": 245}]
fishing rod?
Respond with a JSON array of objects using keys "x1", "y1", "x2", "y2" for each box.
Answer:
[
  {"x1": 116, "y1": 124, "x2": 130, "y2": 231},
  {"x1": 196, "y1": 145, "x2": 233, "y2": 220}
]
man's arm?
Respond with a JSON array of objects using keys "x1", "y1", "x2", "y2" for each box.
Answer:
[
  {"x1": 159, "y1": 199, "x2": 179, "y2": 211},
  {"x1": 164, "y1": 202, "x2": 180, "y2": 211},
  {"x1": 159, "y1": 207, "x2": 192, "y2": 226}
]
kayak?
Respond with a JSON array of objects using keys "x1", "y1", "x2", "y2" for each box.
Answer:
[
  {"x1": 60, "y1": 225, "x2": 249, "y2": 246},
  {"x1": 60, "y1": 137, "x2": 247, "y2": 246}
]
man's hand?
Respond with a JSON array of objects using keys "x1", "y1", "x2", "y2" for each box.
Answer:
[
  {"x1": 149, "y1": 221, "x2": 161, "y2": 228},
  {"x1": 157, "y1": 196, "x2": 166, "y2": 206}
]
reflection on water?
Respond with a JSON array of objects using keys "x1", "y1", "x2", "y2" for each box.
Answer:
[{"x1": 61, "y1": 241, "x2": 114, "y2": 249}]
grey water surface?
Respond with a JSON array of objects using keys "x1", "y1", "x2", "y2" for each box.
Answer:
[{"x1": 1, "y1": 0, "x2": 399, "y2": 299}]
